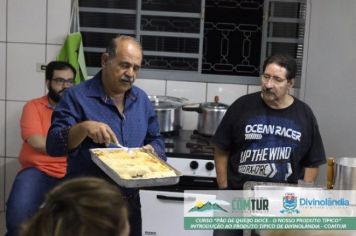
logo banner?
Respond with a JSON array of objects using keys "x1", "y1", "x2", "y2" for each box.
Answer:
[{"x1": 184, "y1": 190, "x2": 356, "y2": 230}]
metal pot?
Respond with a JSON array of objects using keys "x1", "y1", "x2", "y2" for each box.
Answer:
[
  {"x1": 332, "y1": 157, "x2": 356, "y2": 190},
  {"x1": 148, "y1": 95, "x2": 187, "y2": 133},
  {"x1": 182, "y1": 97, "x2": 228, "y2": 136}
]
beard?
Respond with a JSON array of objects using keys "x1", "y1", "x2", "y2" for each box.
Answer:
[{"x1": 48, "y1": 86, "x2": 64, "y2": 103}]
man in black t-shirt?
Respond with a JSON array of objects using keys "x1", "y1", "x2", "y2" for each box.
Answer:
[
  {"x1": 211, "y1": 54, "x2": 326, "y2": 236},
  {"x1": 212, "y1": 54, "x2": 326, "y2": 190}
]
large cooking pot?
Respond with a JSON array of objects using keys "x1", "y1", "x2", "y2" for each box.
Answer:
[
  {"x1": 148, "y1": 95, "x2": 187, "y2": 133},
  {"x1": 182, "y1": 97, "x2": 228, "y2": 136},
  {"x1": 334, "y1": 157, "x2": 356, "y2": 190},
  {"x1": 327, "y1": 157, "x2": 356, "y2": 190}
]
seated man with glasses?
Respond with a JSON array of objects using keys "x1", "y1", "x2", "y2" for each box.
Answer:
[
  {"x1": 5, "y1": 61, "x2": 76, "y2": 236},
  {"x1": 212, "y1": 54, "x2": 326, "y2": 236}
]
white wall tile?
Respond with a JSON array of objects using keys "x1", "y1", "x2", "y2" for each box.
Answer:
[
  {"x1": 248, "y1": 85, "x2": 261, "y2": 94},
  {"x1": 135, "y1": 79, "x2": 166, "y2": 96},
  {"x1": 46, "y1": 44, "x2": 62, "y2": 63},
  {"x1": 166, "y1": 81, "x2": 206, "y2": 130},
  {"x1": 7, "y1": 0, "x2": 46, "y2": 43},
  {"x1": 5, "y1": 101, "x2": 25, "y2": 157},
  {"x1": 47, "y1": 0, "x2": 71, "y2": 44},
  {"x1": 0, "y1": 101, "x2": 4, "y2": 156},
  {"x1": 0, "y1": 0, "x2": 6, "y2": 42},
  {"x1": 0, "y1": 157, "x2": 4, "y2": 210},
  {"x1": 207, "y1": 83, "x2": 247, "y2": 105},
  {"x1": 5, "y1": 157, "x2": 21, "y2": 205},
  {"x1": 7, "y1": 43, "x2": 46, "y2": 101},
  {"x1": 166, "y1": 81, "x2": 206, "y2": 102},
  {"x1": 0, "y1": 43, "x2": 5, "y2": 99}
]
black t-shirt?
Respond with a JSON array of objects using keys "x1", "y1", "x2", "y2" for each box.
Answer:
[{"x1": 211, "y1": 92, "x2": 326, "y2": 189}]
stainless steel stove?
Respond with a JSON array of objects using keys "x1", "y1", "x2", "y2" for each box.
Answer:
[
  {"x1": 140, "y1": 130, "x2": 216, "y2": 236},
  {"x1": 162, "y1": 130, "x2": 217, "y2": 188},
  {"x1": 162, "y1": 129, "x2": 215, "y2": 155}
]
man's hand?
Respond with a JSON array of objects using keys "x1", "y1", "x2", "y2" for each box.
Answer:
[
  {"x1": 142, "y1": 144, "x2": 155, "y2": 154},
  {"x1": 68, "y1": 121, "x2": 118, "y2": 150},
  {"x1": 214, "y1": 146, "x2": 230, "y2": 189},
  {"x1": 83, "y1": 121, "x2": 118, "y2": 145},
  {"x1": 27, "y1": 135, "x2": 47, "y2": 154},
  {"x1": 303, "y1": 167, "x2": 319, "y2": 183}
]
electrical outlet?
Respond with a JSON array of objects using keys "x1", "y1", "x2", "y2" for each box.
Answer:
[{"x1": 36, "y1": 63, "x2": 46, "y2": 72}]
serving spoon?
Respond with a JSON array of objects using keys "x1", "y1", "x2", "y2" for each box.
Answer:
[{"x1": 107, "y1": 141, "x2": 131, "y2": 153}]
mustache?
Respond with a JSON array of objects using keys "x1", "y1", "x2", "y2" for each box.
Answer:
[
  {"x1": 263, "y1": 88, "x2": 274, "y2": 93},
  {"x1": 121, "y1": 75, "x2": 134, "y2": 83},
  {"x1": 57, "y1": 88, "x2": 67, "y2": 95},
  {"x1": 47, "y1": 86, "x2": 67, "y2": 95}
]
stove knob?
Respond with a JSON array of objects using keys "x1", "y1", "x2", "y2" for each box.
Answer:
[
  {"x1": 190, "y1": 161, "x2": 199, "y2": 170},
  {"x1": 205, "y1": 162, "x2": 215, "y2": 171}
]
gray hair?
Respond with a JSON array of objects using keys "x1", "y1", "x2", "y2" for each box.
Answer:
[{"x1": 105, "y1": 35, "x2": 143, "y2": 60}]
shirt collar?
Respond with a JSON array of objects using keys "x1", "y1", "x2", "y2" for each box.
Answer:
[
  {"x1": 47, "y1": 103, "x2": 56, "y2": 109},
  {"x1": 87, "y1": 70, "x2": 139, "y2": 103},
  {"x1": 39, "y1": 95, "x2": 55, "y2": 110}
]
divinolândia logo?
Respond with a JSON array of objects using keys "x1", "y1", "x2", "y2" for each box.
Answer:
[{"x1": 280, "y1": 193, "x2": 300, "y2": 214}]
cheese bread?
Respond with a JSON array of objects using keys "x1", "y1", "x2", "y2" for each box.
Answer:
[{"x1": 92, "y1": 149, "x2": 176, "y2": 179}]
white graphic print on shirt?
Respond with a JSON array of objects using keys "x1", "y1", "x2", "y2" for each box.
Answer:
[{"x1": 237, "y1": 116, "x2": 301, "y2": 182}]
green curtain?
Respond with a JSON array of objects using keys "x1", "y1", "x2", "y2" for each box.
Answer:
[{"x1": 57, "y1": 32, "x2": 88, "y2": 84}]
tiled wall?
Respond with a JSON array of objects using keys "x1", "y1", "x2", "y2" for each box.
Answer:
[
  {"x1": 0, "y1": 0, "x2": 299, "y2": 216},
  {"x1": 0, "y1": 0, "x2": 72, "y2": 214}
]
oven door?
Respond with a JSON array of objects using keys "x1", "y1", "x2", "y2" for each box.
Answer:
[{"x1": 140, "y1": 189, "x2": 214, "y2": 236}]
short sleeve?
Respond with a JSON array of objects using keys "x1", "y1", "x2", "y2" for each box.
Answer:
[
  {"x1": 20, "y1": 101, "x2": 43, "y2": 141},
  {"x1": 300, "y1": 111, "x2": 326, "y2": 167},
  {"x1": 211, "y1": 105, "x2": 234, "y2": 151}
]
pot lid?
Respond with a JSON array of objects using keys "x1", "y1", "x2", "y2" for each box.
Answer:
[
  {"x1": 148, "y1": 95, "x2": 187, "y2": 109},
  {"x1": 200, "y1": 95, "x2": 229, "y2": 110},
  {"x1": 202, "y1": 102, "x2": 229, "y2": 110}
]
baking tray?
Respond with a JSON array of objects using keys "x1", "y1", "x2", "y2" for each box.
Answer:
[{"x1": 90, "y1": 148, "x2": 182, "y2": 188}]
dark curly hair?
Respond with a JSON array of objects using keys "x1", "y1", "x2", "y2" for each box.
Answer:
[
  {"x1": 45, "y1": 61, "x2": 76, "y2": 81},
  {"x1": 262, "y1": 54, "x2": 297, "y2": 80}
]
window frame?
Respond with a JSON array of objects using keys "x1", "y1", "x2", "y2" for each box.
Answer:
[{"x1": 80, "y1": 0, "x2": 309, "y2": 86}]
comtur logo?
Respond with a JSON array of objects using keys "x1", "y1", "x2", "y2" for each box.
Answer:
[{"x1": 280, "y1": 193, "x2": 300, "y2": 214}]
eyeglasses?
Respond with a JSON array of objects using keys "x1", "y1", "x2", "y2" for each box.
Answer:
[
  {"x1": 52, "y1": 78, "x2": 75, "y2": 86},
  {"x1": 261, "y1": 74, "x2": 287, "y2": 84}
]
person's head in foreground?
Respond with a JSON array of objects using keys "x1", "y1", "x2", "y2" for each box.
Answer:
[{"x1": 20, "y1": 177, "x2": 129, "y2": 236}]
